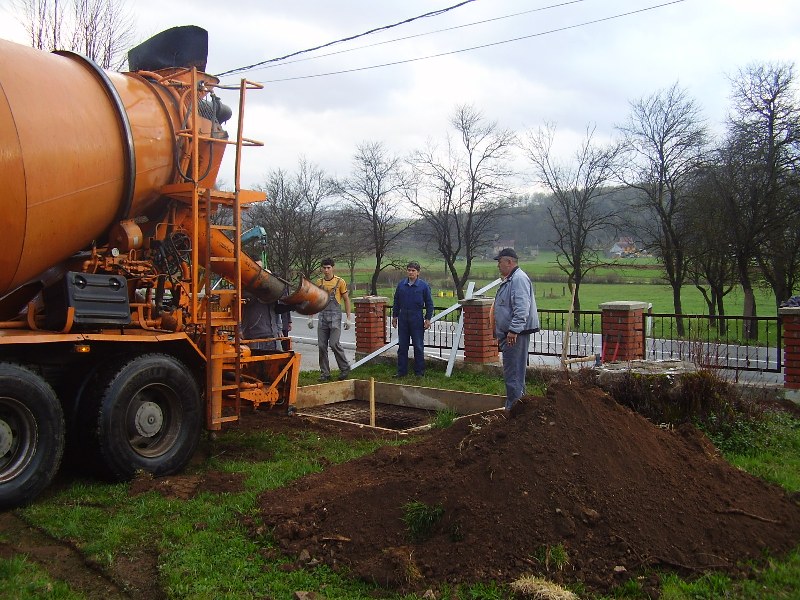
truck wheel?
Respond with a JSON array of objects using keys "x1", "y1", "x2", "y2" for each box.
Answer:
[
  {"x1": 86, "y1": 354, "x2": 201, "y2": 481},
  {"x1": 0, "y1": 363, "x2": 65, "y2": 509}
]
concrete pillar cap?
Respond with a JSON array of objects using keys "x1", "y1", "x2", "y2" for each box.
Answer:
[
  {"x1": 459, "y1": 297, "x2": 494, "y2": 306},
  {"x1": 353, "y1": 296, "x2": 388, "y2": 304},
  {"x1": 599, "y1": 301, "x2": 649, "y2": 310}
]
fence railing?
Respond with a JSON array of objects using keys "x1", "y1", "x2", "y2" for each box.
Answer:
[
  {"x1": 385, "y1": 306, "x2": 604, "y2": 360},
  {"x1": 529, "y1": 310, "x2": 603, "y2": 360},
  {"x1": 382, "y1": 305, "x2": 783, "y2": 374},
  {"x1": 644, "y1": 312, "x2": 782, "y2": 373},
  {"x1": 385, "y1": 305, "x2": 464, "y2": 359}
]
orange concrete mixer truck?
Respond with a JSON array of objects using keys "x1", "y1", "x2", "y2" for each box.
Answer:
[{"x1": 0, "y1": 26, "x2": 328, "y2": 508}]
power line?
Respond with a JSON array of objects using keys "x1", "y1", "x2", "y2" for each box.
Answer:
[
  {"x1": 214, "y1": 0, "x2": 478, "y2": 78},
  {"x1": 247, "y1": 0, "x2": 689, "y2": 85},
  {"x1": 248, "y1": 0, "x2": 590, "y2": 73}
]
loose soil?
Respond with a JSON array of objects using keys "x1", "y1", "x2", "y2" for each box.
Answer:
[
  {"x1": 253, "y1": 381, "x2": 800, "y2": 596},
  {"x1": 2, "y1": 379, "x2": 799, "y2": 598}
]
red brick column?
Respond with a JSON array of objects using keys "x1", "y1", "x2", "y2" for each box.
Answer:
[
  {"x1": 354, "y1": 296, "x2": 388, "y2": 354},
  {"x1": 460, "y1": 298, "x2": 499, "y2": 364},
  {"x1": 599, "y1": 301, "x2": 647, "y2": 362},
  {"x1": 779, "y1": 307, "x2": 800, "y2": 389}
]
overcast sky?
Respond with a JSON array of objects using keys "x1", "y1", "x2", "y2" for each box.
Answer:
[{"x1": 2, "y1": 0, "x2": 799, "y2": 191}]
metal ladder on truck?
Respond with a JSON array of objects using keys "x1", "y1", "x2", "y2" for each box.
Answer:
[{"x1": 162, "y1": 70, "x2": 264, "y2": 431}]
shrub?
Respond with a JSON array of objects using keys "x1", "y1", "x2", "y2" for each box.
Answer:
[
  {"x1": 431, "y1": 407, "x2": 458, "y2": 429},
  {"x1": 533, "y1": 543, "x2": 571, "y2": 572},
  {"x1": 401, "y1": 500, "x2": 444, "y2": 542},
  {"x1": 599, "y1": 369, "x2": 749, "y2": 429},
  {"x1": 704, "y1": 410, "x2": 798, "y2": 457}
]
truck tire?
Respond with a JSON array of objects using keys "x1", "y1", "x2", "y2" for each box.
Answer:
[
  {"x1": 0, "y1": 363, "x2": 65, "y2": 509},
  {"x1": 85, "y1": 354, "x2": 201, "y2": 481}
]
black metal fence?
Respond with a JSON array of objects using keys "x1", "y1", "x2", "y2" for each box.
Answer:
[
  {"x1": 385, "y1": 305, "x2": 464, "y2": 359},
  {"x1": 529, "y1": 310, "x2": 603, "y2": 360},
  {"x1": 382, "y1": 304, "x2": 783, "y2": 374},
  {"x1": 644, "y1": 312, "x2": 782, "y2": 373},
  {"x1": 384, "y1": 306, "x2": 604, "y2": 360}
]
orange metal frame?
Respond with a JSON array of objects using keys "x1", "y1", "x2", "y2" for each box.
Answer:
[
  {"x1": 159, "y1": 70, "x2": 299, "y2": 429},
  {"x1": 0, "y1": 65, "x2": 303, "y2": 429}
]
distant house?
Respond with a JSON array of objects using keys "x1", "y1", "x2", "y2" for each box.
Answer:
[
  {"x1": 608, "y1": 237, "x2": 637, "y2": 258},
  {"x1": 492, "y1": 240, "x2": 515, "y2": 257}
]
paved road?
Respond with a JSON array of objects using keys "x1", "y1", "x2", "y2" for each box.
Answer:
[
  {"x1": 289, "y1": 314, "x2": 459, "y2": 373},
  {"x1": 289, "y1": 314, "x2": 357, "y2": 373},
  {"x1": 289, "y1": 314, "x2": 560, "y2": 374}
]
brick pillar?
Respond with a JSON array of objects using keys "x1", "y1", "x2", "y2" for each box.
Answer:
[
  {"x1": 459, "y1": 297, "x2": 499, "y2": 364},
  {"x1": 354, "y1": 296, "x2": 388, "y2": 354},
  {"x1": 599, "y1": 301, "x2": 647, "y2": 362},
  {"x1": 779, "y1": 307, "x2": 800, "y2": 389}
]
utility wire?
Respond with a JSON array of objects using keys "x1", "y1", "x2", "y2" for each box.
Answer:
[
  {"x1": 249, "y1": 0, "x2": 590, "y2": 73},
  {"x1": 250, "y1": 0, "x2": 689, "y2": 84},
  {"x1": 215, "y1": 0, "x2": 478, "y2": 77}
]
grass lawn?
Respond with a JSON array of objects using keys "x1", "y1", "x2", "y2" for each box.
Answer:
[{"x1": 343, "y1": 252, "x2": 779, "y2": 317}]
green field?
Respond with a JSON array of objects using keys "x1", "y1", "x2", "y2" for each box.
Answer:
[{"x1": 342, "y1": 252, "x2": 779, "y2": 317}]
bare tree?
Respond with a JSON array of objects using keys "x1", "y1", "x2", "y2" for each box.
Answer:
[
  {"x1": 336, "y1": 141, "x2": 410, "y2": 296},
  {"x1": 292, "y1": 159, "x2": 338, "y2": 278},
  {"x1": 407, "y1": 105, "x2": 516, "y2": 299},
  {"x1": 756, "y1": 212, "x2": 800, "y2": 307},
  {"x1": 618, "y1": 82, "x2": 708, "y2": 334},
  {"x1": 685, "y1": 174, "x2": 737, "y2": 332},
  {"x1": 246, "y1": 159, "x2": 335, "y2": 279},
  {"x1": 14, "y1": 0, "x2": 64, "y2": 51},
  {"x1": 708, "y1": 62, "x2": 800, "y2": 337},
  {"x1": 14, "y1": 0, "x2": 134, "y2": 69},
  {"x1": 329, "y1": 207, "x2": 373, "y2": 291},
  {"x1": 70, "y1": 0, "x2": 134, "y2": 69},
  {"x1": 246, "y1": 169, "x2": 297, "y2": 276},
  {"x1": 732, "y1": 62, "x2": 800, "y2": 310},
  {"x1": 521, "y1": 122, "x2": 622, "y2": 324}
]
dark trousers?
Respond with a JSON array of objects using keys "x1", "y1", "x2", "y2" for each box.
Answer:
[{"x1": 397, "y1": 315, "x2": 425, "y2": 376}]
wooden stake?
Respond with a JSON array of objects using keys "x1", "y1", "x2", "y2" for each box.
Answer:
[
  {"x1": 561, "y1": 284, "x2": 578, "y2": 367},
  {"x1": 369, "y1": 377, "x2": 376, "y2": 427}
]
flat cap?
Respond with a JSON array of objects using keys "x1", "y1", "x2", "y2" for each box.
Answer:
[{"x1": 493, "y1": 247, "x2": 518, "y2": 260}]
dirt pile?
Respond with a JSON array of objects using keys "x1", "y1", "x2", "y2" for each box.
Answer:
[{"x1": 254, "y1": 381, "x2": 800, "y2": 594}]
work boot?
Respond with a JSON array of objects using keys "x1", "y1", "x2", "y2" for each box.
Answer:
[
  {"x1": 510, "y1": 399, "x2": 525, "y2": 418},
  {"x1": 319, "y1": 375, "x2": 330, "y2": 382},
  {"x1": 338, "y1": 371, "x2": 349, "y2": 381}
]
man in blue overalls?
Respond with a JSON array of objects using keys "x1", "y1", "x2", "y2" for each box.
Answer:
[
  {"x1": 391, "y1": 261, "x2": 434, "y2": 377},
  {"x1": 315, "y1": 258, "x2": 351, "y2": 382}
]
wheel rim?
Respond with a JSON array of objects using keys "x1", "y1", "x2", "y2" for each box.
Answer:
[
  {"x1": 0, "y1": 397, "x2": 38, "y2": 483},
  {"x1": 124, "y1": 383, "x2": 181, "y2": 458}
]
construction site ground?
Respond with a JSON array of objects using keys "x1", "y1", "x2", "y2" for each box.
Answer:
[{"x1": 2, "y1": 374, "x2": 800, "y2": 598}]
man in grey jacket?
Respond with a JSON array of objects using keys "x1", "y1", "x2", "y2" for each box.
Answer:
[{"x1": 493, "y1": 248, "x2": 540, "y2": 418}]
